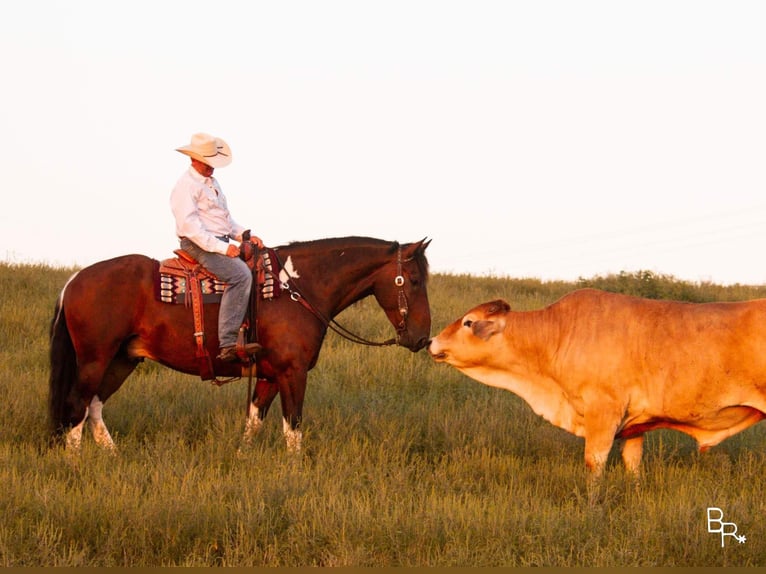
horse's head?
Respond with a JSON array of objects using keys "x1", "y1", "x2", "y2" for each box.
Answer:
[{"x1": 373, "y1": 238, "x2": 432, "y2": 352}]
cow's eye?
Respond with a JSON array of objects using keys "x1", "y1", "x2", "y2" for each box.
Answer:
[{"x1": 463, "y1": 319, "x2": 473, "y2": 328}]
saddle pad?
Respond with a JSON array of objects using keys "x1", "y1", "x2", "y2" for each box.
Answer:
[
  {"x1": 260, "y1": 248, "x2": 282, "y2": 300},
  {"x1": 153, "y1": 248, "x2": 283, "y2": 305},
  {"x1": 158, "y1": 272, "x2": 226, "y2": 305}
]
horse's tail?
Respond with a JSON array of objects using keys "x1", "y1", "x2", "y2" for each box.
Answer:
[{"x1": 48, "y1": 295, "x2": 77, "y2": 445}]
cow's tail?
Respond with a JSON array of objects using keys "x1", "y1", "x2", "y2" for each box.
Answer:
[{"x1": 48, "y1": 295, "x2": 77, "y2": 445}]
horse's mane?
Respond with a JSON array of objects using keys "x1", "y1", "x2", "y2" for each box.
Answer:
[
  {"x1": 279, "y1": 236, "x2": 389, "y2": 250},
  {"x1": 276, "y1": 236, "x2": 429, "y2": 279}
]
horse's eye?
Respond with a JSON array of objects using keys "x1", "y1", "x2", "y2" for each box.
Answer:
[{"x1": 463, "y1": 319, "x2": 473, "y2": 328}]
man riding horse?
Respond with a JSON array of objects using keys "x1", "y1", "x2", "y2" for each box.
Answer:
[{"x1": 170, "y1": 132, "x2": 264, "y2": 363}]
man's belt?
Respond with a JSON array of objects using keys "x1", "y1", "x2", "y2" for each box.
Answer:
[{"x1": 178, "y1": 235, "x2": 231, "y2": 244}]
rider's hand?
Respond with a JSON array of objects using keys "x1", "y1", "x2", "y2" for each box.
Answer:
[
  {"x1": 249, "y1": 235, "x2": 264, "y2": 249},
  {"x1": 225, "y1": 244, "x2": 240, "y2": 258}
]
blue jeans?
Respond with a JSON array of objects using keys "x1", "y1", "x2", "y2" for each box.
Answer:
[{"x1": 180, "y1": 238, "x2": 252, "y2": 348}]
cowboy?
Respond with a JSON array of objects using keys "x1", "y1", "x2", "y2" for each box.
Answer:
[{"x1": 170, "y1": 132, "x2": 263, "y2": 363}]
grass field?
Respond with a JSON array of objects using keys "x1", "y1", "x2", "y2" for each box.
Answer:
[{"x1": 2, "y1": 261, "x2": 766, "y2": 566}]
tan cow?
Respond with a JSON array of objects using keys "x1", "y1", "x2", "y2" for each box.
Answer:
[{"x1": 428, "y1": 289, "x2": 766, "y2": 477}]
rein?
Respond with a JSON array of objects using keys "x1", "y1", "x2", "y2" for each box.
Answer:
[{"x1": 271, "y1": 245, "x2": 411, "y2": 347}]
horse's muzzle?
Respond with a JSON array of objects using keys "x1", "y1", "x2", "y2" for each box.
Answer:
[{"x1": 400, "y1": 334, "x2": 429, "y2": 352}]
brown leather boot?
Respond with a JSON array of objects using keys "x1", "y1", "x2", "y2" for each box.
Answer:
[{"x1": 217, "y1": 342, "x2": 263, "y2": 362}]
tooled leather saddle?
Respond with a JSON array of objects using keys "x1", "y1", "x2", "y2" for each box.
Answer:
[{"x1": 154, "y1": 242, "x2": 282, "y2": 382}]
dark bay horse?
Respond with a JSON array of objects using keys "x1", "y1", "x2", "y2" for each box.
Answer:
[{"x1": 49, "y1": 236, "x2": 431, "y2": 452}]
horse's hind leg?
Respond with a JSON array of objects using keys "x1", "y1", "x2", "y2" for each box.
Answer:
[
  {"x1": 88, "y1": 353, "x2": 139, "y2": 451},
  {"x1": 66, "y1": 409, "x2": 88, "y2": 451},
  {"x1": 65, "y1": 353, "x2": 138, "y2": 453},
  {"x1": 61, "y1": 358, "x2": 105, "y2": 452},
  {"x1": 66, "y1": 395, "x2": 117, "y2": 452},
  {"x1": 87, "y1": 395, "x2": 116, "y2": 451}
]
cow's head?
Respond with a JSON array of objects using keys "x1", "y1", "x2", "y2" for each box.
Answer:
[{"x1": 428, "y1": 299, "x2": 511, "y2": 368}]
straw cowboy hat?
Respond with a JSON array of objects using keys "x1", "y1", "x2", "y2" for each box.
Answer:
[{"x1": 176, "y1": 133, "x2": 232, "y2": 168}]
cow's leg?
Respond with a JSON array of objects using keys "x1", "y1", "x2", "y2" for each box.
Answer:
[
  {"x1": 583, "y1": 412, "x2": 619, "y2": 477},
  {"x1": 583, "y1": 432, "x2": 614, "y2": 505},
  {"x1": 582, "y1": 403, "x2": 623, "y2": 494},
  {"x1": 582, "y1": 404, "x2": 624, "y2": 503},
  {"x1": 620, "y1": 436, "x2": 643, "y2": 475},
  {"x1": 584, "y1": 433, "x2": 614, "y2": 478}
]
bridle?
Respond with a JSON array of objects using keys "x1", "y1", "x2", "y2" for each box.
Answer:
[
  {"x1": 274, "y1": 245, "x2": 411, "y2": 347},
  {"x1": 394, "y1": 246, "x2": 410, "y2": 333}
]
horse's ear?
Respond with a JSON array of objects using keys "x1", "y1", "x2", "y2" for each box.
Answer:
[{"x1": 403, "y1": 238, "x2": 430, "y2": 258}]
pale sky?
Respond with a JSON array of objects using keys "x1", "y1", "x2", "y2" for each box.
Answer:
[{"x1": 2, "y1": 1, "x2": 765, "y2": 285}]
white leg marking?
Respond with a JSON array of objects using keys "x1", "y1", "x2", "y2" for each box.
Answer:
[
  {"x1": 65, "y1": 406, "x2": 88, "y2": 452},
  {"x1": 237, "y1": 404, "x2": 265, "y2": 457},
  {"x1": 88, "y1": 395, "x2": 116, "y2": 451},
  {"x1": 283, "y1": 417, "x2": 302, "y2": 453},
  {"x1": 241, "y1": 403, "x2": 264, "y2": 446}
]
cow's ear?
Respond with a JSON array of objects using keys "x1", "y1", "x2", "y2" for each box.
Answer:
[
  {"x1": 487, "y1": 300, "x2": 511, "y2": 315},
  {"x1": 472, "y1": 319, "x2": 501, "y2": 341}
]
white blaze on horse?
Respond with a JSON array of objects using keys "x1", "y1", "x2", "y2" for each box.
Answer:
[{"x1": 428, "y1": 289, "x2": 766, "y2": 477}]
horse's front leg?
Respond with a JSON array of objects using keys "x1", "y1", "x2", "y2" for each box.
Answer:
[
  {"x1": 279, "y1": 372, "x2": 307, "y2": 453},
  {"x1": 241, "y1": 378, "x2": 279, "y2": 447}
]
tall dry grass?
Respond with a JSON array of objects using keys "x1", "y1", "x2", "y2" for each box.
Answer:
[{"x1": 1, "y1": 261, "x2": 765, "y2": 566}]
